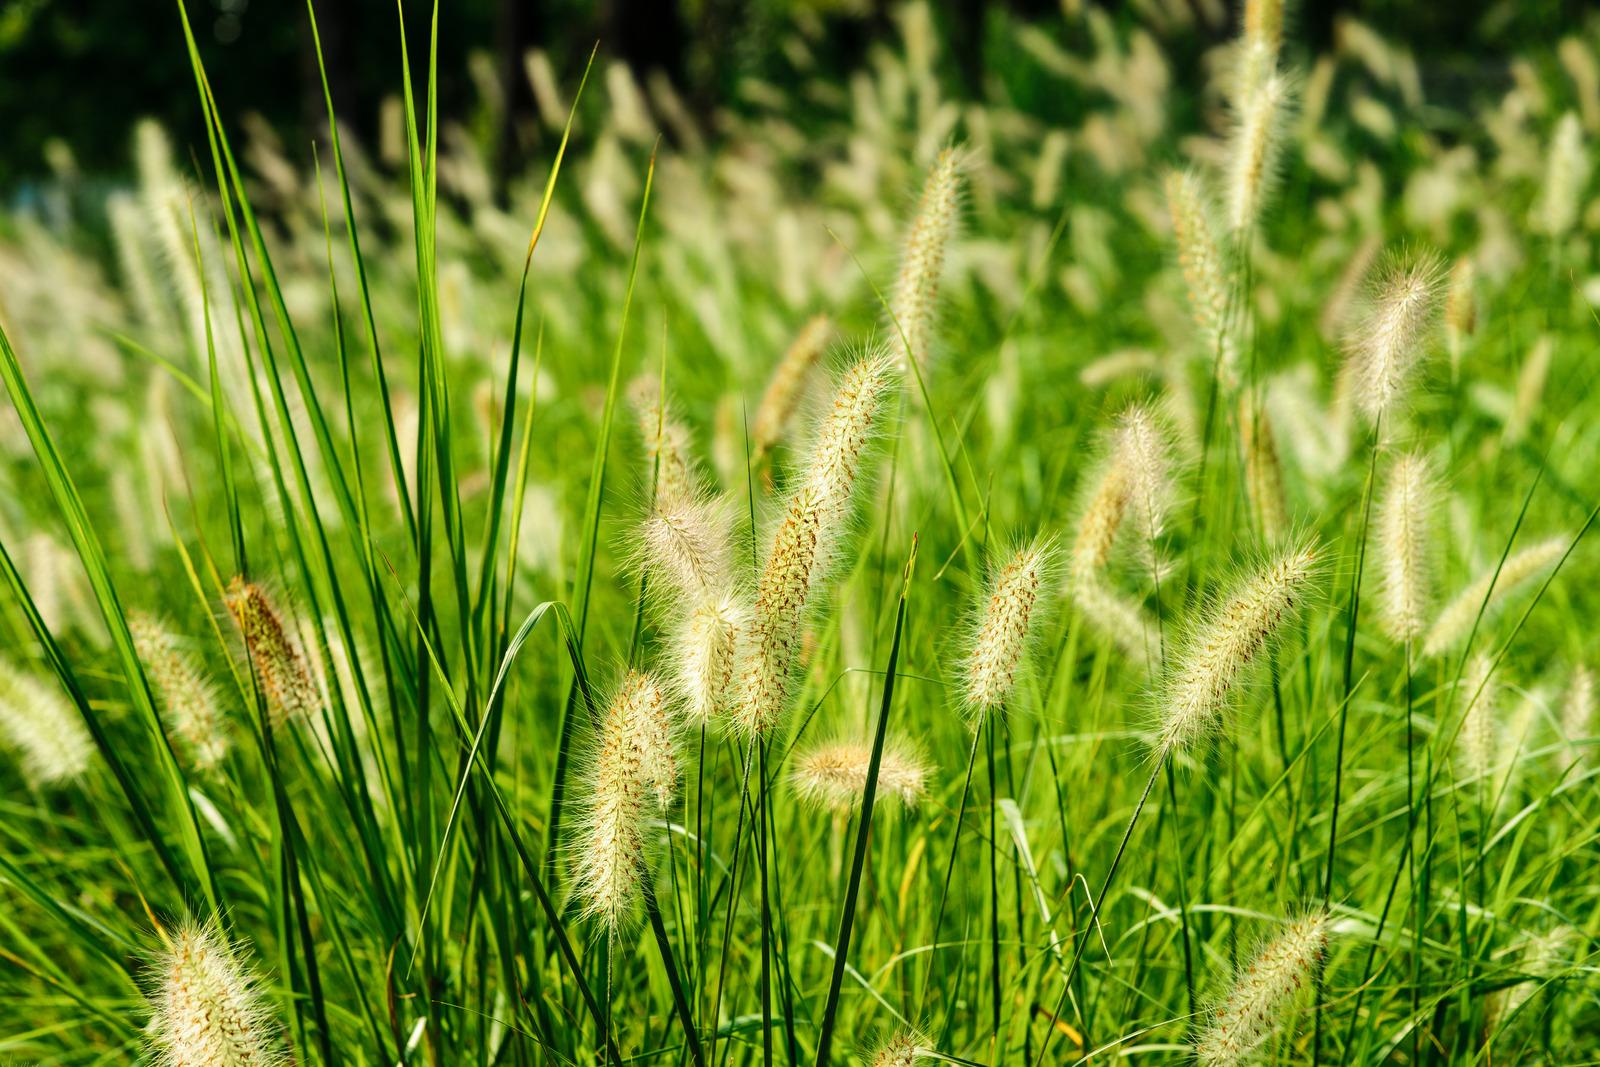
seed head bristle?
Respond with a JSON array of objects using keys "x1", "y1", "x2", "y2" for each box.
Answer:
[
  {"x1": 1345, "y1": 251, "x2": 1445, "y2": 421},
  {"x1": 1167, "y1": 170, "x2": 1239, "y2": 387},
  {"x1": 574, "y1": 671, "x2": 676, "y2": 930},
  {"x1": 1421, "y1": 536, "x2": 1566, "y2": 659},
  {"x1": 1238, "y1": 394, "x2": 1289, "y2": 543},
  {"x1": 1536, "y1": 111, "x2": 1589, "y2": 239},
  {"x1": 791, "y1": 735, "x2": 932, "y2": 813},
  {"x1": 1194, "y1": 910, "x2": 1330, "y2": 1067},
  {"x1": 132, "y1": 613, "x2": 229, "y2": 772},
  {"x1": 675, "y1": 594, "x2": 743, "y2": 724},
  {"x1": 889, "y1": 149, "x2": 962, "y2": 372},
  {"x1": 1158, "y1": 541, "x2": 1320, "y2": 755},
  {"x1": 148, "y1": 916, "x2": 285, "y2": 1067},
  {"x1": 224, "y1": 579, "x2": 320, "y2": 726},
  {"x1": 1224, "y1": 71, "x2": 1292, "y2": 237},
  {"x1": 630, "y1": 376, "x2": 699, "y2": 510},
  {"x1": 752, "y1": 315, "x2": 834, "y2": 461},
  {"x1": 736, "y1": 354, "x2": 896, "y2": 737},
  {"x1": 1071, "y1": 463, "x2": 1130, "y2": 582},
  {"x1": 966, "y1": 539, "x2": 1052, "y2": 723},
  {"x1": 1373, "y1": 451, "x2": 1438, "y2": 643},
  {"x1": 1112, "y1": 404, "x2": 1176, "y2": 571},
  {"x1": 0, "y1": 657, "x2": 93, "y2": 786}
]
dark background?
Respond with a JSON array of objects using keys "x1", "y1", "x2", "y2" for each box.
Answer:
[{"x1": 0, "y1": 0, "x2": 1586, "y2": 189}]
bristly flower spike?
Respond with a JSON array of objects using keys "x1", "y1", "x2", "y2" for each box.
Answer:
[
  {"x1": 889, "y1": 149, "x2": 961, "y2": 373},
  {"x1": 1372, "y1": 451, "x2": 1438, "y2": 643},
  {"x1": 1536, "y1": 111, "x2": 1589, "y2": 240},
  {"x1": 224, "y1": 579, "x2": 320, "y2": 726},
  {"x1": 1158, "y1": 541, "x2": 1320, "y2": 756},
  {"x1": 677, "y1": 593, "x2": 743, "y2": 724},
  {"x1": 1443, "y1": 255, "x2": 1476, "y2": 378},
  {"x1": 1195, "y1": 910, "x2": 1330, "y2": 1067},
  {"x1": 792, "y1": 735, "x2": 932, "y2": 813},
  {"x1": 1562, "y1": 663, "x2": 1594, "y2": 747},
  {"x1": 573, "y1": 671, "x2": 676, "y2": 930},
  {"x1": 132, "y1": 613, "x2": 229, "y2": 772},
  {"x1": 630, "y1": 376, "x2": 699, "y2": 509},
  {"x1": 1345, "y1": 251, "x2": 1445, "y2": 421},
  {"x1": 737, "y1": 353, "x2": 896, "y2": 737},
  {"x1": 1239, "y1": 392, "x2": 1289, "y2": 543},
  {"x1": 1456, "y1": 653, "x2": 1501, "y2": 790},
  {"x1": 869, "y1": 1030, "x2": 933, "y2": 1067},
  {"x1": 148, "y1": 915, "x2": 285, "y2": 1067},
  {"x1": 966, "y1": 539, "x2": 1052, "y2": 725}
]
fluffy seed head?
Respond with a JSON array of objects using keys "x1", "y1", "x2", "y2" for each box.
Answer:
[
  {"x1": 889, "y1": 150, "x2": 962, "y2": 372},
  {"x1": 752, "y1": 315, "x2": 834, "y2": 461},
  {"x1": 1372, "y1": 452, "x2": 1438, "y2": 643},
  {"x1": 1421, "y1": 536, "x2": 1566, "y2": 659},
  {"x1": 574, "y1": 671, "x2": 676, "y2": 930},
  {"x1": 1456, "y1": 654, "x2": 1501, "y2": 788},
  {"x1": 1167, "y1": 170, "x2": 1238, "y2": 387},
  {"x1": 1225, "y1": 71, "x2": 1292, "y2": 236},
  {"x1": 148, "y1": 916, "x2": 285, "y2": 1067},
  {"x1": 675, "y1": 594, "x2": 743, "y2": 724},
  {"x1": 1112, "y1": 404, "x2": 1176, "y2": 570},
  {"x1": 737, "y1": 354, "x2": 896, "y2": 736},
  {"x1": 641, "y1": 496, "x2": 734, "y2": 604},
  {"x1": 966, "y1": 540, "x2": 1052, "y2": 723},
  {"x1": 1195, "y1": 911, "x2": 1330, "y2": 1067},
  {"x1": 630, "y1": 377, "x2": 699, "y2": 509},
  {"x1": 1071, "y1": 464, "x2": 1130, "y2": 582},
  {"x1": 1158, "y1": 542, "x2": 1320, "y2": 755},
  {"x1": 1320, "y1": 233, "x2": 1383, "y2": 344},
  {"x1": 869, "y1": 1030, "x2": 931, "y2": 1067},
  {"x1": 1536, "y1": 111, "x2": 1589, "y2": 238},
  {"x1": 1345, "y1": 251, "x2": 1445, "y2": 421},
  {"x1": 791, "y1": 735, "x2": 932, "y2": 812},
  {"x1": 132, "y1": 614, "x2": 229, "y2": 772},
  {"x1": 1238, "y1": 394, "x2": 1289, "y2": 543},
  {"x1": 224, "y1": 579, "x2": 320, "y2": 726},
  {"x1": 1562, "y1": 664, "x2": 1594, "y2": 745},
  {"x1": 1071, "y1": 577, "x2": 1156, "y2": 663},
  {"x1": 0, "y1": 658, "x2": 93, "y2": 786}
]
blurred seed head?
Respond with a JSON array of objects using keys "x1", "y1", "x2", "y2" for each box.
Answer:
[
  {"x1": 224, "y1": 579, "x2": 320, "y2": 726},
  {"x1": 0, "y1": 656, "x2": 93, "y2": 787},
  {"x1": 1535, "y1": 111, "x2": 1589, "y2": 238},
  {"x1": 1345, "y1": 250, "x2": 1445, "y2": 421},
  {"x1": 792, "y1": 735, "x2": 931, "y2": 813},
  {"x1": 1238, "y1": 393, "x2": 1289, "y2": 543},
  {"x1": 132, "y1": 613, "x2": 229, "y2": 772},
  {"x1": 1166, "y1": 170, "x2": 1238, "y2": 387},
  {"x1": 752, "y1": 315, "x2": 833, "y2": 463},
  {"x1": 889, "y1": 149, "x2": 962, "y2": 373},
  {"x1": 1422, "y1": 536, "x2": 1565, "y2": 659}
]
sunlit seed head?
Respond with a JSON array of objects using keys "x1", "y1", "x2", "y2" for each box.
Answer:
[
  {"x1": 224, "y1": 579, "x2": 320, "y2": 726},
  {"x1": 791, "y1": 735, "x2": 932, "y2": 813},
  {"x1": 0, "y1": 657, "x2": 93, "y2": 787},
  {"x1": 1320, "y1": 233, "x2": 1383, "y2": 344},
  {"x1": 966, "y1": 539, "x2": 1052, "y2": 724},
  {"x1": 1243, "y1": 0, "x2": 1284, "y2": 56},
  {"x1": 1071, "y1": 463, "x2": 1130, "y2": 582},
  {"x1": 1536, "y1": 111, "x2": 1589, "y2": 239},
  {"x1": 641, "y1": 496, "x2": 734, "y2": 605},
  {"x1": 1166, "y1": 170, "x2": 1238, "y2": 387},
  {"x1": 574, "y1": 671, "x2": 676, "y2": 930},
  {"x1": 1238, "y1": 394, "x2": 1289, "y2": 543},
  {"x1": 1345, "y1": 251, "x2": 1445, "y2": 421},
  {"x1": 889, "y1": 149, "x2": 962, "y2": 372},
  {"x1": 1225, "y1": 72, "x2": 1293, "y2": 237},
  {"x1": 1421, "y1": 537, "x2": 1566, "y2": 659},
  {"x1": 675, "y1": 594, "x2": 743, "y2": 724},
  {"x1": 752, "y1": 315, "x2": 834, "y2": 462},
  {"x1": 1112, "y1": 404, "x2": 1176, "y2": 567},
  {"x1": 1372, "y1": 451, "x2": 1438, "y2": 643},
  {"x1": 148, "y1": 916, "x2": 285, "y2": 1067},
  {"x1": 737, "y1": 354, "x2": 896, "y2": 737},
  {"x1": 1158, "y1": 541, "x2": 1320, "y2": 756},
  {"x1": 1195, "y1": 910, "x2": 1329, "y2": 1067},
  {"x1": 131, "y1": 613, "x2": 229, "y2": 773}
]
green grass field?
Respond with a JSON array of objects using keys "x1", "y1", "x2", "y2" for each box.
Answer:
[{"x1": 1, "y1": 2, "x2": 1599, "y2": 1065}]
